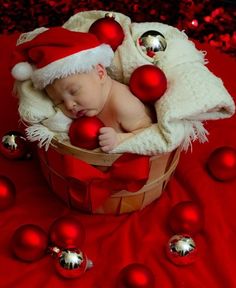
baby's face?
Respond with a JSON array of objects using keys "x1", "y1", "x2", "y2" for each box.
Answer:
[{"x1": 45, "y1": 68, "x2": 106, "y2": 119}]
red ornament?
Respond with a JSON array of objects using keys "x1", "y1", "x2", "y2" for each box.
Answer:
[
  {"x1": 206, "y1": 146, "x2": 236, "y2": 181},
  {"x1": 0, "y1": 175, "x2": 16, "y2": 210},
  {"x1": 0, "y1": 131, "x2": 31, "y2": 160},
  {"x1": 129, "y1": 65, "x2": 167, "y2": 103},
  {"x1": 69, "y1": 116, "x2": 104, "y2": 150},
  {"x1": 49, "y1": 216, "x2": 85, "y2": 249},
  {"x1": 168, "y1": 201, "x2": 204, "y2": 235},
  {"x1": 117, "y1": 263, "x2": 155, "y2": 288},
  {"x1": 11, "y1": 224, "x2": 48, "y2": 262},
  {"x1": 89, "y1": 13, "x2": 125, "y2": 51},
  {"x1": 166, "y1": 234, "x2": 197, "y2": 266},
  {"x1": 53, "y1": 248, "x2": 93, "y2": 279}
]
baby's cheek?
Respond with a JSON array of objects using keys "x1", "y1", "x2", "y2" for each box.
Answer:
[{"x1": 57, "y1": 104, "x2": 76, "y2": 119}]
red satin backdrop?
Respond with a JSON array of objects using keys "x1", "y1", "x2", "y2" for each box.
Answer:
[{"x1": 0, "y1": 33, "x2": 236, "y2": 288}]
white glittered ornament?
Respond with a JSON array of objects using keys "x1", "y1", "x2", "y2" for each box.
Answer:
[
  {"x1": 166, "y1": 234, "x2": 198, "y2": 265},
  {"x1": 51, "y1": 247, "x2": 93, "y2": 279}
]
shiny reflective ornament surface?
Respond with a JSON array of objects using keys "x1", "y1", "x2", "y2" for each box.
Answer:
[
  {"x1": 54, "y1": 248, "x2": 93, "y2": 279},
  {"x1": 137, "y1": 30, "x2": 167, "y2": 62},
  {"x1": 69, "y1": 116, "x2": 104, "y2": 150},
  {"x1": 49, "y1": 215, "x2": 85, "y2": 249},
  {"x1": 166, "y1": 234, "x2": 197, "y2": 265},
  {"x1": 117, "y1": 263, "x2": 155, "y2": 288},
  {"x1": 169, "y1": 201, "x2": 204, "y2": 235},
  {"x1": 129, "y1": 64, "x2": 167, "y2": 103},
  {"x1": 11, "y1": 224, "x2": 48, "y2": 262},
  {"x1": 206, "y1": 146, "x2": 236, "y2": 181},
  {"x1": 0, "y1": 131, "x2": 31, "y2": 160},
  {"x1": 0, "y1": 175, "x2": 16, "y2": 210},
  {"x1": 89, "y1": 13, "x2": 125, "y2": 51}
]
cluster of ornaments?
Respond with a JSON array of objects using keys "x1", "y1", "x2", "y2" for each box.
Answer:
[
  {"x1": 11, "y1": 216, "x2": 93, "y2": 279},
  {"x1": 166, "y1": 201, "x2": 204, "y2": 265}
]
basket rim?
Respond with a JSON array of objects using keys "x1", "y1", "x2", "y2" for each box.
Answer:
[{"x1": 51, "y1": 137, "x2": 167, "y2": 166}]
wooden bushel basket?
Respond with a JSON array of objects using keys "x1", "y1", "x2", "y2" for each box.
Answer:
[{"x1": 38, "y1": 138, "x2": 181, "y2": 214}]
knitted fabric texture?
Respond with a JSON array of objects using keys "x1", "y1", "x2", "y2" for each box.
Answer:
[{"x1": 16, "y1": 10, "x2": 235, "y2": 154}]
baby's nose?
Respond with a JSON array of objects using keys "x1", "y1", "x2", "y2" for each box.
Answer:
[{"x1": 64, "y1": 100, "x2": 77, "y2": 111}]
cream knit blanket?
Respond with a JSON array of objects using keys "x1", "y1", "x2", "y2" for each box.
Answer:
[{"x1": 17, "y1": 10, "x2": 235, "y2": 155}]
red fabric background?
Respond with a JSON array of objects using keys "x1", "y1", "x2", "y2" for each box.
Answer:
[{"x1": 0, "y1": 34, "x2": 236, "y2": 288}]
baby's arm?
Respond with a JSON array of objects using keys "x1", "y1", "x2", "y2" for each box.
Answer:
[{"x1": 99, "y1": 89, "x2": 152, "y2": 152}]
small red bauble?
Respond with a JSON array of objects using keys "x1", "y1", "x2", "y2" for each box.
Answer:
[
  {"x1": 89, "y1": 13, "x2": 125, "y2": 51},
  {"x1": 11, "y1": 224, "x2": 48, "y2": 262},
  {"x1": 206, "y1": 146, "x2": 236, "y2": 181},
  {"x1": 117, "y1": 263, "x2": 155, "y2": 288},
  {"x1": 69, "y1": 116, "x2": 104, "y2": 150},
  {"x1": 166, "y1": 234, "x2": 197, "y2": 266},
  {"x1": 168, "y1": 201, "x2": 204, "y2": 235},
  {"x1": 54, "y1": 248, "x2": 93, "y2": 279},
  {"x1": 129, "y1": 64, "x2": 167, "y2": 103},
  {"x1": 0, "y1": 131, "x2": 31, "y2": 160},
  {"x1": 0, "y1": 175, "x2": 16, "y2": 210},
  {"x1": 49, "y1": 216, "x2": 85, "y2": 249}
]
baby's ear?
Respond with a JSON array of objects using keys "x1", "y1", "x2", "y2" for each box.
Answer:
[{"x1": 95, "y1": 64, "x2": 107, "y2": 81}]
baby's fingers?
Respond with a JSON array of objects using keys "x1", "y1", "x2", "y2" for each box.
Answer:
[{"x1": 99, "y1": 127, "x2": 113, "y2": 134}]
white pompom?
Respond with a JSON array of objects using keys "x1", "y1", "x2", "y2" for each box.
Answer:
[{"x1": 11, "y1": 62, "x2": 33, "y2": 81}]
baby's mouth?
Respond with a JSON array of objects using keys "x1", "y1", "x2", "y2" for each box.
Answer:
[{"x1": 76, "y1": 110, "x2": 86, "y2": 118}]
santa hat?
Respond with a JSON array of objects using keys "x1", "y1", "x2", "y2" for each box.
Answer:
[{"x1": 11, "y1": 27, "x2": 114, "y2": 89}]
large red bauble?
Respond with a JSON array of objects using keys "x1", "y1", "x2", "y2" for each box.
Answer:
[
  {"x1": 49, "y1": 216, "x2": 85, "y2": 249},
  {"x1": 89, "y1": 14, "x2": 125, "y2": 51},
  {"x1": 129, "y1": 64, "x2": 167, "y2": 103},
  {"x1": 69, "y1": 116, "x2": 104, "y2": 150},
  {"x1": 0, "y1": 175, "x2": 16, "y2": 210},
  {"x1": 206, "y1": 146, "x2": 236, "y2": 181},
  {"x1": 117, "y1": 263, "x2": 155, "y2": 288},
  {"x1": 11, "y1": 224, "x2": 48, "y2": 262},
  {"x1": 168, "y1": 201, "x2": 204, "y2": 235}
]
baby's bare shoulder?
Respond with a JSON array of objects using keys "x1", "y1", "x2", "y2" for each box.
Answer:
[{"x1": 112, "y1": 80, "x2": 143, "y2": 109}]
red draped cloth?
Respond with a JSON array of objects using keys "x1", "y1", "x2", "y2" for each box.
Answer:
[{"x1": 0, "y1": 34, "x2": 236, "y2": 288}]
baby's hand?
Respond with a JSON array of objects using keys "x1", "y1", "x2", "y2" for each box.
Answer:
[{"x1": 98, "y1": 127, "x2": 118, "y2": 153}]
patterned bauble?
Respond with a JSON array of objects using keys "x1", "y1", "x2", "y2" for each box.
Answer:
[
  {"x1": 169, "y1": 201, "x2": 204, "y2": 235},
  {"x1": 137, "y1": 30, "x2": 167, "y2": 62},
  {"x1": 0, "y1": 175, "x2": 16, "y2": 210},
  {"x1": 11, "y1": 224, "x2": 48, "y2": 262},
  {"x1": 69, "y1": 116, "x2": 104, "y2": 150},
  {"x1": 49, "y1": 216, "x2": 85, "y2": 249},
  {"x1": 166, "y1": 234, "x2": 197, "y2": 265},
  {"x1": 117, "y1": 263, "x2": 155, "y2": 288},
  {"x1": 129, "y1": 64, "x2": 167, "y2": 103},
  {"x1": 89, "y1": 13, "x2": 125, "y2": 51},
  {"x1": 0, "y1": 131, "x2": 31, "y2": 160},
  {"x1": 54, "y1": 248, "x2": 93, "y2": 279},
  {"x1": 206, "y1": 146, "x2": 236, "y2": 181}
]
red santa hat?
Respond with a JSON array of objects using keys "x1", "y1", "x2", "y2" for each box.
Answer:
[{"x1": 11, "y1": 27, "x2": 114, "y2": 89}]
